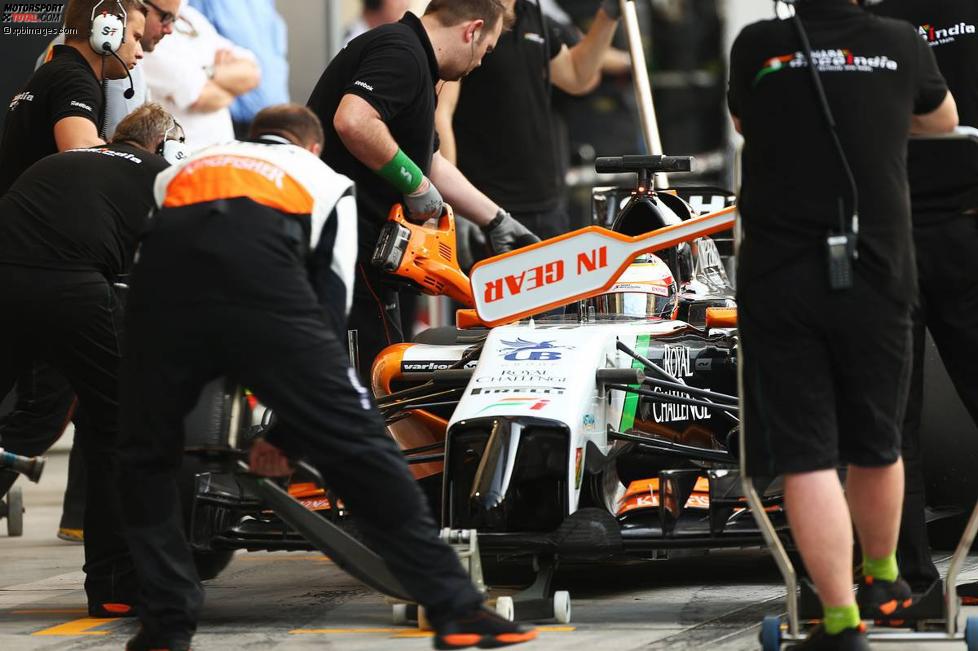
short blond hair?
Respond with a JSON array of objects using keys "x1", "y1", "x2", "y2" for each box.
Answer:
[{"x1": 111, "y1": 103, "x2": 175, "y2": 150}]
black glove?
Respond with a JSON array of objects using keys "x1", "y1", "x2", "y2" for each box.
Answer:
[
  {"x1": 404, "y1": 177, "x2": 444, "y2": 223},
  {"x1": 601, "y1": 0, "x2": 622, "y2": 19},
  {"x1": 482, "y1": 210, "x2": 540, "y2": 255}
]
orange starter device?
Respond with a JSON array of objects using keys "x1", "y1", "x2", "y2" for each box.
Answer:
[{"x1": 371, "y1": 204, "x2": 474, "y2": 307}]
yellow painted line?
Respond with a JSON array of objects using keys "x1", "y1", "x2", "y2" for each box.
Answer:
[
  {"x1": 32, "y1": 617, "x2": 116, "y2": 636},
  {"x1": 394, "y1": 630, "x2": 433, "y2": 638},
  {"x1": 290, "y1": 627, "x2": 404, "y2": 635},
  {"x1": 11, "y1": 609, "x2": 87, "y2": 615}
]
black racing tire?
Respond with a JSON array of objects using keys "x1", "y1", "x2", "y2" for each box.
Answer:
[{"x1": 178, "y1": 453, "x2": 237, "y2": 580}]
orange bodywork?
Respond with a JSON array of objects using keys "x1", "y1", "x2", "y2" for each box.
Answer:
[
  {"x1": 705, "y1": 306, "x2": 738, "y2": 329},
  {"x1": 371, "y1": 344, "x2": 448, "y2": 481},
  {"x1": 618, "y1": 477, "x2": 713, "y2": 517},
  {"x1": 285, "y1": 482, "x2": 337, "y2": 512}
]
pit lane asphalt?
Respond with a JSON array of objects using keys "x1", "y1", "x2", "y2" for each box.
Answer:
[{"x1": 3, "y1": 451, "x2": 978, "y2": 650}]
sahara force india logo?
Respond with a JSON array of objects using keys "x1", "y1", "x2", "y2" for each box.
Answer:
[
  {"x1": 754, "y1": 49, "x2": 898, "y2": 86},
  {"x1": 919, "y1": 22, "x2": 976, "y2": 47}
]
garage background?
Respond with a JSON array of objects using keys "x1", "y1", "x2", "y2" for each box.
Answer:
[{"x1": 0, "y1": 0, "x2": 974, "y2": 523}]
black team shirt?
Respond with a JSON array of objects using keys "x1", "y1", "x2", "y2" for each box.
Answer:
[
  {"x1": 727, "y1": 0, "x2": 947, "y2": 302},
  {"x1": 867, "y1": 0, "x2": 978, "y2": 218},
  {"x1": 0, "y1": 143, "x2": 168, "y2": 279},
  {"x1": 0, "y1": 45, "x2": 103, "y2": 196},
  {"x1": 308, "y1": 12, "x2": 439, "y2": 261},
  {"x1": 453, "y1": 0, "x2": 574, "y2": 213}
]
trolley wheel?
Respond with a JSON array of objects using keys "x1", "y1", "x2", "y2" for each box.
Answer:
[
  {"x1": 761, "y1": 615, "x2": 782, "y2": 651},
  {"x1": 392, "y1": 603, "x2": 410, "y2": 625},
  {"x1": 6, "y1": 487, "x2": 23, "y2": 537},
  {"x1": 553, "y1": 590, "x2": 571, "y2": 624},
  {"x1": 495, "y1": 596, "x2": 514, "y2": 622},
  {"x1": 965, "y1": 616, "x2": 978, "y2": 651}
]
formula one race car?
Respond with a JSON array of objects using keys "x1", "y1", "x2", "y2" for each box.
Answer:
[{"x1": 180, "y1": 156, "x2": 791, "y2": 608}]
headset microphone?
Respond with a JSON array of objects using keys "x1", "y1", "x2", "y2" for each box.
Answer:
[
  {"x1": 108, "y1": 48, "x2": 137, "y2": 99},
  {"x1": 90, "y1": 1, "x2": 134, "y2": 98}
]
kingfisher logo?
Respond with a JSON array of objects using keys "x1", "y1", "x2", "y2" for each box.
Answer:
[
  {"x1": 919, "y1": 22, "x2": 976, "y2": 47},
  {"x1": 477, "y1": 397, "x2": 550, "y2": 414},
  {"x1": 499, "y1": 338, "x2": 573, "y2": 361},
  {"x1": 754, "y1": 49, "x2": 898, "y2": 86}
]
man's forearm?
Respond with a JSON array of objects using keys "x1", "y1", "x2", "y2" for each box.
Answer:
[
  {"x1": 191, "y1": 81, "x2": 235, "y2": 112},
  {"x1": 568, "y1": 10, "x2": 620, "y2": 90},
  {"x1": 430, "y1": 152, "x2": 498, "y2": 227},
  {"x1": 333, "y1": 95, "x2": 400, "y2": 170},
  {"x1": 435, "y1": 113, "x2": 458, "y2": 165},
  {"x1": 212, "y1": 59, "x2": 260, "y2": 97}
]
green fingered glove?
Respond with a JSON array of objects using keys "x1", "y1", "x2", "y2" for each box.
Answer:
[{"x1": 483, "y1": 210, "x2": 540, "y2": 255}]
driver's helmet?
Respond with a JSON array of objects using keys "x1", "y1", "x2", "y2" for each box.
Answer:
[{"x1": 590, "y1": 253, "x2": 679, "y2": 320}]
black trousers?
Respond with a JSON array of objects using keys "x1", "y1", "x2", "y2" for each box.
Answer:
[
  {"x1": 899, "y1": 215, "x2": 978, "y2": 590},
  {"x1": 348, "y1": 261, "x2": 404, "y2": 384},
  {"x1": 0, "y1": 363, "x2": 86, "y2": 530},
  {"x1": 118, "y1": 201, "x2": 482, "y2": 642},
  {"x1": 0, "y1": 265, "x2": 134, "y2": 605}
]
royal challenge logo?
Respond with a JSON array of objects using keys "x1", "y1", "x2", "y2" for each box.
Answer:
[
  {"x1": 499, "y1": 338, "x2": 573, "y2": 362},
  {"x1": 754, "y1": 49, "x2": 899, "y2": 86},
  {"x1": 919, "y1": 22, "x2": 976, "y2": 47}
]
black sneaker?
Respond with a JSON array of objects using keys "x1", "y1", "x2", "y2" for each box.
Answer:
[
  {"x1": 785, "y1": 624, "x2": 869, "y2": 650},
  {"x1": 433, "y1": 606, "x2": 537, "y2": 650},
  {"x1": 958, "y1": 581, "x2": 978, "y2": 606},
  {"x1": 857, "y1": 575, "x2": 913, "y2": 620},
  {"x1": 126, "y1": 627, "x2": 192, "y2": 651}
]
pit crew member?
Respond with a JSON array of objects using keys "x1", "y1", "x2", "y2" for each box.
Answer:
[
  {"x1": 36, "y1": 0, "x2": 180, "y2": 139},
  {"x1": 864, "y1": 0, "x2": 978, "y2": 597},
  {"x1": 116, "y1": 104, "x2": 537, "y2": 651},
  {"x1": 728, "y1": 0, "x2": 957, "y2": 647},
  {"x1": 17, "y1": 0, "x2": 181, "y2": 543},
  {"x1": 307, "y1": 0, "x2": 539, "y2": 381},
  {"x1": 0, "y1": 0, "x2": 145, "y2": 194},
  {"x1": 436, "y1": 0, "x2": 621, "y2": 242},
  {"x1": 0, "y1": 104, "x2": 175, "y2": 617}
]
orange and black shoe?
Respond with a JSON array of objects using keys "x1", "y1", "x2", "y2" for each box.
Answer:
[
  {"x1": 958, "y1": 581, "x2": 978, "y2": 606},
  {"x1": 785, "y1": 624, "x2": 869, "y2": 650},
  {"x1": 434, "y1": 606, "x2": 538, "y2": 650},
  {"x1": 856, "y1": 575, "x2": 913, "y2": 621},
  {"x1": 126, "y1": 627, "x2": 191, "y2": 651},
  {"x1": 88, "y1": 601, "x2": 137, "y2": 618}
]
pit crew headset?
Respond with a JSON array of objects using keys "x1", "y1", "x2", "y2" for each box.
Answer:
[
  {"x1": 777, "y1": 0, "x2": 861, "y2": 290},
  {"x1": 90, "y1": 0, "x2": 136, "y2": 136},
  {"x1": 158, "y1": 119, "x2": 189, "y2": 165}
]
